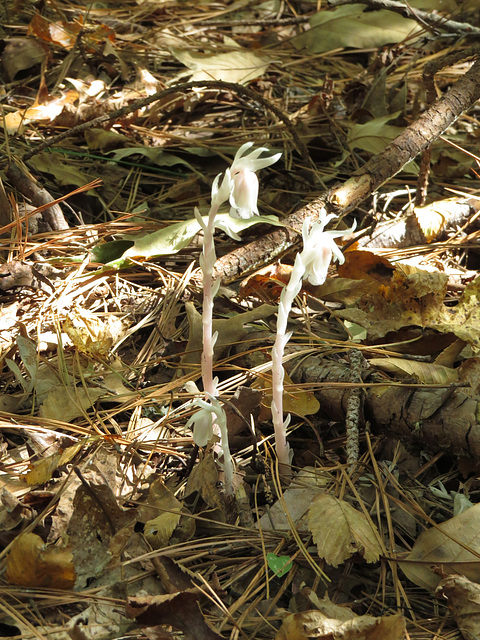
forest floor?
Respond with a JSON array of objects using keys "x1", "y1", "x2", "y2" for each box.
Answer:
[{"x1": 1, "y1": 1, "x2": 480, "y2": 639}]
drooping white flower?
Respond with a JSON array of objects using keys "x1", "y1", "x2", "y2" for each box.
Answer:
[
  {"x1": 186, "y1": 402, "x2": 214, "y2": 448},
  {"x1": 186, "y1": 394, "x2": 225, "y2": 447},
  {"x1": 228, "y1": 142, "x2": 281, "y2": 219},
  {"x1": 186, "y1": 393, "x2": 234, "y2": 495},
  {"x1": 300, "y1": 209, "x2": 356, "y2": 286}
]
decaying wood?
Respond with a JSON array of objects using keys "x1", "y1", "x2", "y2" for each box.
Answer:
[
  {"x1": 213, "y1": 57, "x2": 480, "y2": 283},
  {"x1": 294, "y1": 356, "x2": 480, "y2": 460},
  {"x1": 357, "y1": 196, "x2": 480, "y2": 250}
]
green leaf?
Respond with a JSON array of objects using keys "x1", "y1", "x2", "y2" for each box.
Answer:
[
  {"x1": 123, "y1": 218, "x2": 204, "y2": 259},
  {"x1": 347, "y1": 112, "x2": 404, "y2": 155},
  {"x1": 29, "y1": 152, "x2": 91, "y2": 187},
  {"x1": 91, "y1": 240, "x2": 134, "y2": 264},
  {"x1": 122, "y1": 214, "x2": 282, "y2": 260},
  {"x1": 266, "y1": 553, "x2": 292, "y2": 577},
  {"x1": 293, "y1": 5, "x2": 421, "y2": 54}
]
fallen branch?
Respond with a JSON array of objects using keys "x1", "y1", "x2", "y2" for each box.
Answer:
[{"x1": 213, "y1": 57, "x2": 480, "y2": 283}]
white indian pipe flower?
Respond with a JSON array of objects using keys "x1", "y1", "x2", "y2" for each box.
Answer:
[
  {"x1": 186, "y1": 394, "x2": 234, "y2": 494},
  {"x1": 186, "y1": 393, "x2": 223, "y2": 447},
  {"x1": 271, "y1": 209, "x2": 356, "y2": 473},
  {"x1": 300, "y1": 209, "x2": 356, "y2": 286},
  {"x1": 228, "y1": 142, "x2": 281, "y2": 219}
]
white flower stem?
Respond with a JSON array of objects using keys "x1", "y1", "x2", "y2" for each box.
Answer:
[
  {"x1": 201, "y1": 202, "x2": 219, "y2": 398},
  {"x1": 199, "y1": 202, "x2": 234, "y2": 496},
  {"x1": 271, "y1": 254, "x2": 305, "y2": 475}
]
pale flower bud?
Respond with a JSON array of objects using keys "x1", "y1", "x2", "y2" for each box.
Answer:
[
  {"x1": 228, "y1": 142, "x2": 281, "y2": 219},
  {"x1": 301, "y1": 210, "x2": 356, "y2": 286},
  {"x1": 211, "y1": 170, "x2": 233, "y2": 208},
  {"x1": 186, "y1": 395, "x2": 226, "y2": 447},
  {"x1": 229, "y1": 168, "x2": 260, "y2": 219}
]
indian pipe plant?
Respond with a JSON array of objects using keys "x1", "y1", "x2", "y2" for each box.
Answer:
[{"x1": 188, "y1": 142, "x2": 354, "y2": 493}]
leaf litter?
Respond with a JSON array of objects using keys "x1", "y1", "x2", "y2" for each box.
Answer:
[{"x1": 1, "y1": 0, "x2": 480, "y2": 639}]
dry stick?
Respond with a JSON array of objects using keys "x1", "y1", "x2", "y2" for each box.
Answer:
[
  {"x1": 415, "y1": 46, "x2": 480, "y2": 206},
  {"x1": 213, "y1": 56, "x2": 480, "y2": 284},
  {"x1": 22, "y1": 80, "x2": 314, "y2": 171},
  {"x1": 345, "y1": 349, "x2": 368, "y2": 468}
]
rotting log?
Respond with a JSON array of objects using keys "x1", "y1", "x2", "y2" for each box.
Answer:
[{"x1": 293, "y1": 356, "x2": 480, "y2": 460}]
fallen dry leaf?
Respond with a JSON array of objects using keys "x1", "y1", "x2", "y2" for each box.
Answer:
[
  {"x1": 400, "y1": 503, "x2": 480, "y2": 591},
  {"x1": 308, "y1": 493, "x2": 382, "y2": 567},
  {"x1": 6, "y1": 532, "x2": 75, "y2": 589},
  {"x1": 338, "y1": 272, "x2": 480, "y2": 353},
  {"x1": 337, "y1": 250, "x2": 395, "y2": 284},
  {"x1": 62, "y1": 307, "x2": 127, "y2": 358},
  {"x1": 184, "y1": 452, "x2": 224, "y2": 512},
  {"x1": 368, "y1": 357, "x2": 458, "y2": 385},
  {"x1": 436, "y1": 574, "x2": 480, "y2": 640},
  {"x1": 257, "y1": 467, "x2": 330, "y2": 532},
  {"x1": 139, "y1": 478, "x2": 195, "y2": 548},
  {"x1": 275, "y1": 608, "x2": 405, "y2": 640}
]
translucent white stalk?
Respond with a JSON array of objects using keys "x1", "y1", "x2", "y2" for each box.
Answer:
[
  {"x1": 271, "y1": 253, "x2": 305, "y2": 471},
  {"x1": 195, "y1": 202, "x2": 220, "y2": 398},
  {"x1": 271, "y1": 211, "x2": 355, "y2": 476},
  {"x1": 192, "y1": 172, "x2": 234, "y2": 493},
  {"x1": 190, "y1": 145, "x2": 281, "y2": 494}
]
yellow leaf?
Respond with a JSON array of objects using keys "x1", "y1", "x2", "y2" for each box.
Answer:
[
  {"x1": 62, "y1": 308, "x2": 126, "y2": 357},
  {"x1": 25, "y1": 442, "x2": 84, "y2": 485},
  {"x1": 144, "y1": 511, "x2": 182, "y2": 548},
  {"x1": 308, "y1": 493, "x2": 382, "y2": 567},
  {"x1": 254, "y1": 370, "x2": 320, "y2": 420},
  {"x1": 6, "y1": 532, "x2": 75, "y2": 589},
  {"x1": 275, "y1": 609, "x2": 405, "y2": 640}
]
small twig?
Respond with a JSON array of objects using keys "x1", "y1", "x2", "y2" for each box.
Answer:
[
  {"x1": 416, "y1": 45, "x2": 480, "y2": 206},
  {"x1": 195, "y1": 16, "x2": 310, "y2": 27}
]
